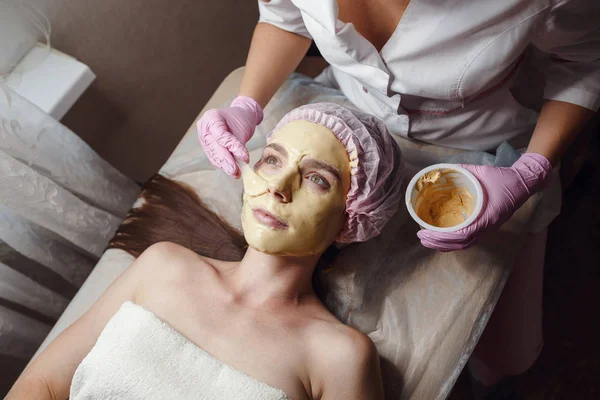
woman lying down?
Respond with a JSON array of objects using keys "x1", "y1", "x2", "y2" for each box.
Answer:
[{"x1": 7, "y1": 104, "x2": 404, "y2": 400}]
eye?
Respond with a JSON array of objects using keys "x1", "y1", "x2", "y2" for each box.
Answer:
[
  {"x1": 265, "y1": 156, "x2": 279, "y2": 165},
  {"x1": 309, "y1": 175, "x2": 324, "y2": 185},
  {"x1": 256, "y1": 154, "x2": 281, "y2": 171},
  {"x1": 306, "y1": 173, "x2": 330, "y2": 189}
]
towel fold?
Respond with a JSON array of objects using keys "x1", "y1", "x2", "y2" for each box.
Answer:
[{"x1": 70, "y1": 301, "x2": 292, "y2": 400}]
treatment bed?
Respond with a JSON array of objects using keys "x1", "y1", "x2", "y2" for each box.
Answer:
[{"x1": 27, "y1": 68, "x2": 560, "y2": 399}]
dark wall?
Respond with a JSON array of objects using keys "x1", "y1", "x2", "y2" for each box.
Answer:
[{"x1": 42, "y1": 0, "x2": 258, "y2": 181}]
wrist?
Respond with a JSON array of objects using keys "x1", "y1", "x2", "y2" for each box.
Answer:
[
  {"x1": 512, "y1": 153, "x2": 553, "y2": 194},
  {"x1": 231, "y1": 95, "x2": 264, "y2": 125}
]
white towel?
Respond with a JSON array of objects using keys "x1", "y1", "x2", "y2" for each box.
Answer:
[{"x1": 70, "y1": 301, "x2": 292, "y2": 400}]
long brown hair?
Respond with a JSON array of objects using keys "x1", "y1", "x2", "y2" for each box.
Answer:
[
  {"x1": 108, "y1": 174, "x2": 339, "y2": 273},
  {"x1": 109, "y1": 174, "x2": 247, "y2": 261}
]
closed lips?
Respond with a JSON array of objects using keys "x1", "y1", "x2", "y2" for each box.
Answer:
[{"x1": 252, "y1": 208, "x2": 288, "y2": 229}]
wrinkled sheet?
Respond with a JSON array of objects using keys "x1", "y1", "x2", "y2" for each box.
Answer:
[{"x1": 33, "y1": 73, "x2": 561, "y2": 399}]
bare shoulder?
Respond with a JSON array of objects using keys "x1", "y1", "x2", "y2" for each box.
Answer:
[
  {"x1": 134, "y1": 241, "x2": 218, "y2": 282},
  {"x1": 313, "y1": 321, "x2": 377, "y2": 368},
  {"x1": 306, "y1": 320, "x2": 384, "y2": 399},
  {"x1": 139, "y1": 241, "x2": 198, "y2": 260}
]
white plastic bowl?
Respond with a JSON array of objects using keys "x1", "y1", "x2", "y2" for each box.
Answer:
[{"x1": 405, "y1": 163, "x2": 484, "y2": 232}]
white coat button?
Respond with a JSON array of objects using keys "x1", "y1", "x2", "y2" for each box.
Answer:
[{"x1": 362, "y1": 86, "x2": 368, "y2": 94}]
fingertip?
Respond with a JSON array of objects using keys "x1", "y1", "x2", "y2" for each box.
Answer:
[
  {"x1": 417, "y1": 229, "x2": 439, "y2": 242},
  {"x1": 235, "y1": 148, "x2": 250, "y2": 164},
  {"x1": 241, "y1": 151, "x2": 250, "y2": 164},
  {"x1": 229, "y1": 143, "x2": 249, "y2": 162},
  {"x1": 227, "y1": 162, "x2": 240, "y2": 177},
  {"x1": 231, "y1": 165, "x2": 242, "y2": 179},
  {"x1": 420, "y1": 241, "x2": 443, "y2": 252},
  {"x1": 419, "y1": 236, "x2": 463, "y2": 252},
  {"x1": 416, "y1": 229, "x2": 429, "y2": 240},
  {"x1": 216, "y1": 152, "x2": 238, "y2": 177},
  {"x1": 222, "y1": 155, "x2": 240, "y2": 178},
  {"x1": 417, "y1": 235, "x2": 438, "y2": 249}
]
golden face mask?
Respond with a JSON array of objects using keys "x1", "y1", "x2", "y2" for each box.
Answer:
[{"x1": 241, "y1": 120, "x2": 351, "y2": 256}]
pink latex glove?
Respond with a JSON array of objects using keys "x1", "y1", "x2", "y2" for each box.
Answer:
[
  {"x1": 197, "y1": 95, "x2": 263, "y2": 178},
  {"x1": 417, "y1": 153, "x2": 553, "y2": 251}
]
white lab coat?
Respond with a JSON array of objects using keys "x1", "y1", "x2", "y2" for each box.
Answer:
[{"x1": 258, "y1": 0, "x2": 600, "y2": 151}]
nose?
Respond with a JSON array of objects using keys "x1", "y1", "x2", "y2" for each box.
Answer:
[
  {"x1": 267, "y1": 169, "x2": 296, "y2": 203},
  {"x1": 268, "y1": 186, "x2": 290, "y2": 203}
]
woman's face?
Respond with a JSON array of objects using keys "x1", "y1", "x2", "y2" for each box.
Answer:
[{"x1": 241, "y1": 120, "x2": 351, "y2": 256}]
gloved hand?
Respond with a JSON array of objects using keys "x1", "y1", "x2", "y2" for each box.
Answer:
[
  {"x1": 197, "y1": 95, "x2": 264, "y2": 178},
  {"x1": 417, "y1": 153, "x2": 553, "y2": 251}
]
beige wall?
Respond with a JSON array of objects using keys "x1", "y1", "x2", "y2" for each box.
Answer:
[{"x1": 39, "y1": 0, "x2": 258, "y2": 181}]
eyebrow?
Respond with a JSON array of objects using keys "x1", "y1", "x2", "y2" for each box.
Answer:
[
  {"x1": 302, "y1": 159, "x2": 342, "y2": 182},
  {"x1": 264, "y1": 143, "x2": 342, "y2": 182},
  {"x1": 265, "y1": 143, "x2": 288, "y2": 157}
]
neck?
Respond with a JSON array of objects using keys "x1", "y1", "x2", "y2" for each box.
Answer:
[{"x1": 228, "y1": 247, "x2": 320, "y2": 308}]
